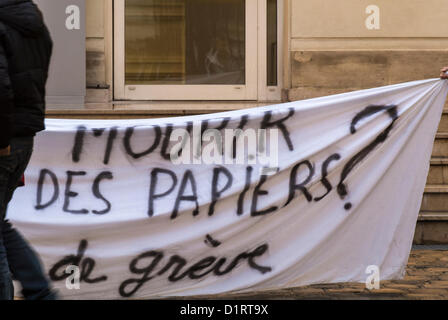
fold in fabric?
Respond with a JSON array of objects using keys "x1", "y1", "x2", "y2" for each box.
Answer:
[{"x1": 8, "y1": 79, "x2": 448, "y2": 299}]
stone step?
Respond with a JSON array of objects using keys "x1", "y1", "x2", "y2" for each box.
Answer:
[
  {"x1": 421, "y1": 185, "x2": 448, "y2": 212},
  {"x1": 418, "y1": 212, "x2": 448, "y2": 221},
  {"x1": 414, "y1": 218, "x2": 448, "y2": 244},
  {"x1": 432, "y1": 133, "x2": 448, "y2": 158},
  {"x1": 437, "y1": 110, "x2": 448, "y2": 132},
  {"x1": 427, "y1": 158, "x2": 448, "y2": 184}
]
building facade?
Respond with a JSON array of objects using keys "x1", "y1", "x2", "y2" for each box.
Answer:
[{"x1": 41, "y1": 0, "x2": 448, "y2": 242}]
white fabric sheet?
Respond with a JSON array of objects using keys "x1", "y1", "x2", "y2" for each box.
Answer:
[{"x1": 8, "y1": 79, "x2": 448, "y2": 299}]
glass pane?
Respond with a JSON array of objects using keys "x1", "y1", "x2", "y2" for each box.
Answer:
[
  {"x1": 267, "y1": 0, "x2": 277, "y2": 86},
  {"x1": 125, "y1": 0, "x2": 245, "y2": 85}
]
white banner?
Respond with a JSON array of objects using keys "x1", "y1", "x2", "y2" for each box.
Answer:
[{"x1": 8, "y1": 79, "x2": 448, "y2": 299}]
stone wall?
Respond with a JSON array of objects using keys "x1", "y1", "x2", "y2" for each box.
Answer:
[{"x1": 288, "y1": 50, "x2": 448, "y2": 101}]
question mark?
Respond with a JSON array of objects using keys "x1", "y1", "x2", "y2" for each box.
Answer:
[{"x1": 337, "y1": 105, "x2": 398, "y2": 210}]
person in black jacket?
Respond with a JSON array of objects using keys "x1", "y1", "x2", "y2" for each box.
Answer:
[{"x1": 0, "y1": 0, "x2": 56, "y2": 300}]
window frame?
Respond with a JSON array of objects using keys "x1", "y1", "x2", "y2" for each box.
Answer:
[{"x1": 113, "y1": 0, "x2": 283, "y2": 101}]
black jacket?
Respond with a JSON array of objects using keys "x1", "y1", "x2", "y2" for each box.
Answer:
[{"x1": 0, "y1": 0, "x2": 52, "y2": 148}]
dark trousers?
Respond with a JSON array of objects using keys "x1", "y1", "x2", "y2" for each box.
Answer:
[{"x1": 0, "y1": 137, "x2": 56, "y2": 300}]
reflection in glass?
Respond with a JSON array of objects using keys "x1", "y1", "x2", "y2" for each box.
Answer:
[{"x1": 125, "y1": 0, "x2": 245, "y2": 85}]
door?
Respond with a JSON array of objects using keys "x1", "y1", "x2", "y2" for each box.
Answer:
[{"x1": 114, "y1": 0, "x2": 258, "y2": 100}]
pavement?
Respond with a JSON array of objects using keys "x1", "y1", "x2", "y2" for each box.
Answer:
[{"x1": 183, "y1": 247, "x2": 448, "y2": 300}]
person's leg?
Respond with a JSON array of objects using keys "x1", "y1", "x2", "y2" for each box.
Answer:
[
  {"x1": 3, "y1": 220, "x2": 56, "y2": 300},
  {"x1": 0, "y1": 146, "x2": 17, "y2": 300},
  {"x1": 2, "y1": 137, "x2": 57, "y2": 300},
  {"x1": 0, "y1": 222, "x2": 13, "y2": 300}
]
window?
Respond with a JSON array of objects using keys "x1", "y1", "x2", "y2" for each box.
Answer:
[{"x1": 114, "y1": 0, "x2": 282, "y2": 101}]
